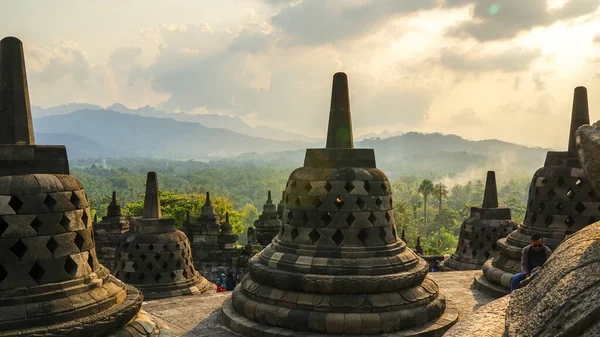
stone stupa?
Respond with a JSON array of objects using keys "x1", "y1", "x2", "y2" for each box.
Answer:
[
  {"x1": 441, "y1": 171, "x2": 517, "y2": 271},
  {"x1": 474, "y1": 86, "x2": 600, "y2": 297},
  {"x1": 113, "y1": 172, "x2": 212, "y2": 299},
  {"x1": 93, "y1": 191, "x2": 130, "y2": 270},
  {"x1": 0, "y1": 36, "x2": 164, "y2": 337},
  {"x1": 254, "y1": 190, "x2": 281, "y2": 247},
  {"x1": 221, "y1": 72, "x2": 458, "y2": 336},
  {"x1": 277, "y1": 190, "x2": 285, "y2": 220}
]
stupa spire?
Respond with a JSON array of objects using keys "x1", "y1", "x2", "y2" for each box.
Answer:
[
  {"x1": 111, "y1": 190, "x2": 117, "y2": 205},
  {"x1": 482, "y1": 171, "x2": 499, "y2": 208},
  {"x1": 0, "y1": 36, "x2": 34, "y2": 145},
  {"x1": 143, "y1": 171, "x2": 161, "y2": 218},
  {"x1": 568, "y1": 86, "x2": 590, "y2": 155},
  {"x1": 267, "y1": 190, "x2": 272, "y2": 203},
  {"x1": 325, "y1": 72, "x2": 353, "y2": 149},
  {"x1": 206, "y1": 191, "x2": 211, "y2": 205}
]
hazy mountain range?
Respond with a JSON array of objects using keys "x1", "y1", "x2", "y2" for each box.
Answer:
[{"x1": 32, "y1": 105, "x2": 553, "y2": 181}]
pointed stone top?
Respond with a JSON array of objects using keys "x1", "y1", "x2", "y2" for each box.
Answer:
[
  {"x1": 0, "y1": 36, "x2": 35, "y2": 145},
  {"x1": 111, "y1": 191, "x2": 117, "y2": 205},
  {"x1": 482, "y1": 171, "x2": 499, "y2": 208},
  {"x1": 326, "y1": 72, "x2": 354, "y2": 149},
  {"x1": 206, "y1": 191, "x2": 211, "y2": 205},
  {"x1": 267, "y1": 190, "x2": 272, "y2": 204},
  {"x1": 416, "y1": 237, "x2": 421, "y2": 246},
  {"x1": 94, "y1": 213, "x2": 98, "y2": 223},
  {"x1": 225, "y1": 212, "x2": 229, "y2": 223},
  {"x1": 143, "y1": 171, "x2": 161, "y2": 218},
  {"x1": 186, "y1": 210, "x2": 190, "y2": 222},
  {"x1": 568, "y1": 86, "x2": 590, "y2": 155}
]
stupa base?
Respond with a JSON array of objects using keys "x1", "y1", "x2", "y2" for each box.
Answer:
[
  {"x1": 440, "y1": 256, "x2": 484, "y2": 271},
  {"x1": 220, "y1": 298, "x2": 458, "y2": 337},
  {"x1": 107, "y1": 309, "x2": 173, "y2": 337},
  {"x1": 136, "y1": 275, "x2": 215, "y2": 300},
  {"x1": 473, "y1": 272, "x2": 510, "y2": 299}
]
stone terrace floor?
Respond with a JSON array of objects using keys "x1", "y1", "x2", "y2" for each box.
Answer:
[{"x1": 142, "y1": 270, "x2": 495, "y2": 337}]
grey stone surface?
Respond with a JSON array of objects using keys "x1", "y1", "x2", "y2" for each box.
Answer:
[{"x1": 444, "y1": 295, "x2": 509, "y2": 337}]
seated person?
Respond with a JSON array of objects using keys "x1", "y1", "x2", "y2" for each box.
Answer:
[
  {"x1": 216, "y1": 273, "x2": 227, "y2": 292},
  {"x1": 226, "y1": 270, "x2": 236, "y2": 291},
  {"x1": 510, "y1": 233, "x2": 551, "y2": 292}
]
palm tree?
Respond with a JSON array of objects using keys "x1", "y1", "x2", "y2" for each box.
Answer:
[
  {"x1": 418, "y1": 180, "x2": 434, "y2": 237},
  {"x1": 433, "y1": 182, "x2": 449, "y2": 248}
]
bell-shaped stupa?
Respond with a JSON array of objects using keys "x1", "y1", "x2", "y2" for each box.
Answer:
[
  {"x1": 113, "y1": 172, "x2": 212, "y2": 299},
  {"x1": 0, "y1": 36, "x2": 163, "y2": 337},
  {"x1": 254, "y1": 190, "x2": 281, "y2": 247},
  {"x1": 475, "y1": 86, "x2": 600, "y2": 297},
  {"x1": 93, "y1": 191, "x2": 130, "y2": 269},
  {"x1": 221, "y1": 72, "x2": 458, "y2": 336},
  {"x1": 442, "y1": 171, "x2": 518, "y2": 271}
]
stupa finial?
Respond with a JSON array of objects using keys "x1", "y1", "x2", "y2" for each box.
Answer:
[
  {"x1": 267, "y1": 190, "x2": 272, "y2": 203},
  {"x1": 143, "y1": 172, "x2": 161, "y2": 218},
  {"x1": 0, "y1": 36, "x2": 35, "y2": 145},
  {"x1": 225, "y1": 212, "x2": 229, "y2": 223},
  {"x1": 326, "y1": 72, "x2": 353, "y2": 149},
  {"x1": 568, "y1": 86, "x2": 590, "y2": 155},
  {"x1": 111, "y1": 190, "x2": 117, "y2": 205},
  {"x1": 482, "y1": 171, "x2": 499, "y2": 208},
  {"x1": 206, "y1": 191, "x2": 211, "y2": 205}
]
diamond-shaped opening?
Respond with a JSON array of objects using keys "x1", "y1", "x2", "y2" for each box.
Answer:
[
  {"x1": 287, "y1": 210, "x2": 294, "y2": 222},
  {"x1": 309, "y1": 229, "x2": 320, "y2": 244},
  {"x1": 491, "y1": 243, "x2": 497, "y2": 249},
  {"x1": 332, "y1": 229, "x2": 344, "y2": 246},
  {"x1": 346, "y1": 213, "x2": 356, "y2": 225},
  {"x1": 81, "y1": 210, "x2": 89, "y2": 227},
  {"x1": 43, "y1": 195, "x2": 57, "y2": 211},
  {"x1": 154, "y1": 273, "x2": 162, "y2": 282},
  {"x1": 302, "y1": 212, "x2": 309, "y2": 225},
  {"x1": 544, "y1": 215, "x2": 553, "y2": 226},
  {"x1": 312, "y1": 197, "x2": 322, "y2": 210},
  {"x1": 538, "y1": 202, "x2": 546, "y2": 212},
  {"x1": 375, "y1": 197, "x2": 383, "y2": 207},
  {"x1": 364, "y1": 181, "x2": 372, "y2": 192},
  {"x1": 8, "y1": 196, "x2": 23, "y2": 213},
  {"x1": 163, "y1": 261, "x2": 168, "y2": 269},
  {"x1": 379, "y1": 227, "x2": 387, "y2": 243},
  {"x1": 484, "y1": 251, "x2": 491, "y2": 259},
  {"x1": 389, "y1": 196, "x2": 393, "y2": 208},
  {"x1": 321, "y1": 212, "x2": 332, "y2": 225},
  {"x1": 334, "y1": 196, "x2": 344, "y2": 210},
  {"x1": 304, "y1": 182, "x2": 312, "y2": 193},
  {"x1": 485, "y1": 235, "x2": 492, "y2": 241},
  {"x1": 356, "y1": 197, "x2": 366, "y2": 210},
  {"x1": 566, "y1": 189, "x2": 575, "y2": 199},
  {"x1": 368, "y1": 212, "x2": 377, "y2": 225},
  {"x1": 29, "y1": 262, "x2": 45, "y2": 284},
  {"x1": 557, "y1": 177, "x2": 565, "y2": 186},
  {"x1": 30, "y1": 217, "x2": 43, "y2": 233},
  {"x1": 0, "y1": 264, "x2": 7, "y2": 284},
  {"x1": 541, "y1": 178, "x2": 549, "y2": 185},
  {"x1": 547, "y1": 189, "x2": 556, "y2": 198},
  {"x1": 132, "y1": 262, "x2": 138, "y2": 270},
  {"x1": 0, "y1": 217, "x2": 8, "y2": 237},
  {"x1": 74, "y1": 232, "x2": 85, "y2": 251},
  {"x1": 148, "y1": 244, "x2": 154, "y2": 252},
  {"x1": 557, "y1": 203, "x2": 565, "y2": 211},
  {"x1": 147, "y1": 262, "x2": 153, "y2": 270},
  {"x1": 576, "y1": 178, "x2": 583, "y2": 187},
  {"x1": 140, "y1": 253, "x2": 147, "y2": 261},
  {"x1": 565, "y1": 216, "x2": 575, "y2": 227},
  {"x1": 169, "y1": 252, "x2": 175, "y2": 259},
  {"x1": 345, "y1": 181, "x2": 355, "y2": 193},
  {"x1": 385, "y1": 212, "x2": 391, "y2": 223},
  {"x1": 472, "y1": 250, "x2": 477, "y2": 257},
  {"x1": 11, "y1": 240, "x2": 27, "y2": 260},
  {"x1": 575, "y1": 202, "x2": 586, "y2": 214},
  {"x1": 135, "y1": 244, "x2": 141, "y2": 251},
  {"x1": 155, "y1": 253, "x2": 161, "y2": 261},
  {"x1": 139, "y1": 273, "x2": 146, "y2": 283},
  {"x1": 46, "y1": 236, "x2": 59, "y2": 255},
  {"x1": 183, "y1": 269, "x2": 189, "y2": 278},
  {"x1": 88, "y1": 252, "x2": 95, "y2": 271},
  {"x1": 590, "y1": 189, "x2": 598, "y2": 198},
  {"x1": 60, "y1": 215, "x2": 70, "y2": 230},
  {"x1": 381, "y1": 182, "x2": 388, "y2": 193},
  {"x1": 324, "y1": 182, "x2": 332, "y2": 192},
  {"x1": 127, "y1": 252, "x2": 133, "y2": 260},
  {"x1": 357, "y1": 228, "x2": 368, "y2": 245},
  {"x1": 531, "y1": 213, "x2": 538, "y2": 224},
  {"x1": 492, "y1": 228, "x2": 497, "y2": 233},
  {"x1": 170, "y1": 271, "x2": 176, "y2": 280},
  {"x1": 70, "y1": 192, "x2": 81, "y2": 208},
  {"x1": 295, "y1": 196, "x2": 302, "y2": 206},
  {"x1": 291, "y1": 227, "x2": 299, "y2": 241},
  {"x1": 479, "y1": 242, "x2": 485, "y2": 249},
  {"x1": 64, "y1": 256, "x2": 78, "y2": 278}
]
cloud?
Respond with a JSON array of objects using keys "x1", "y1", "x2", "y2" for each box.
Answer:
[
  {"x1": 594, "y1": 32, "x2": 600, "y2": 44},
  {"x1": 26, "y1": 40, "x2": 91, "y2": 85},
  {"x1": 271, "y1": 0, "x2": 437, "y2": 46},
  {"x1": 439, "y1": 46, "x2": 541, "y2": 73},
  {"x1": 446, "y1": 108, "x2": 484, "y2": 127},
  {"x1": 446, "y1": 0, "x2": 600, "y2": 42},
  {"x1": 532, "y1": 73, "x2": 545, "y2": 91}
]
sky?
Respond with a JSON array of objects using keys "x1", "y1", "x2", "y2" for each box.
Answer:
[{"x1": 2, "y1": 0, "x2": 600, "y2": 149}]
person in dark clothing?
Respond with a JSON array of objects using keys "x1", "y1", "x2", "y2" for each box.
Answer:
[
  {"x1": 226, "y1": 271, "x2": 236, "y2": 291},
  {"x1": 510, "y1": 233, "x2": 552, "y2": 291}
]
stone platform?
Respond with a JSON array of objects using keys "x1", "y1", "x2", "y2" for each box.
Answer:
[{"x1": 142, "y1": 270, "x2": 494, "y2": 336}]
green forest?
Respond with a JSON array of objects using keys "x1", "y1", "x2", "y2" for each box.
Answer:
[{"x1": 75, "y1": 158, "x2": 531, "y2": 254}]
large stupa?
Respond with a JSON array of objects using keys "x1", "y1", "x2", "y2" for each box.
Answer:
[
  {"x1": 221, "y1": 72, "x2": 458, "y2": 336},
  {"x1": 0, "y1": 36, "x2": 165, "y2": 336}
]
